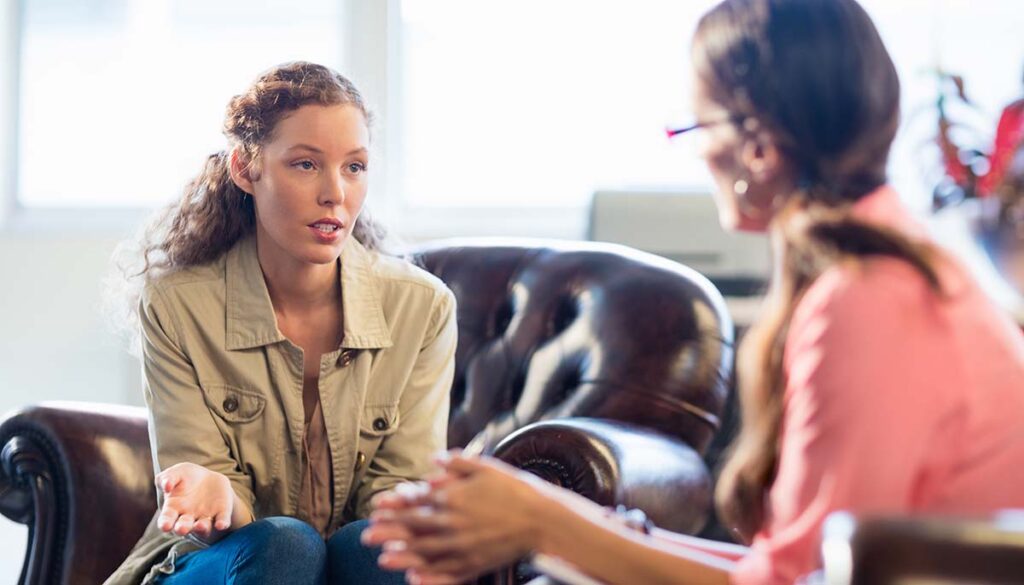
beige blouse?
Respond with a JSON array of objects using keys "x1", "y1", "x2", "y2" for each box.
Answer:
[{"x1": 298, "y1": 388, "x2": 333, "y2": 536}]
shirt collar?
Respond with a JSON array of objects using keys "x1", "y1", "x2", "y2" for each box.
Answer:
[
  {"x1": 849, "y1": 184, "x2": 927, "y2": 239},
  {"x1": 225, "y1": 235, "x2": 393, "y2": 351}
]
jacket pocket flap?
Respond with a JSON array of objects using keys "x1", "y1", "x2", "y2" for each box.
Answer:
[
  {"x1": 360, "y1": 403, "x2": 400, "y2": 437},
  {"x1": 201, "y1": 384, "x2": 266, "y2": 423}
]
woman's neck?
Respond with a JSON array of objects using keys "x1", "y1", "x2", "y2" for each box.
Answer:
[{"x1": 256, "y1": 237, "x2": 340, "y2": 314}]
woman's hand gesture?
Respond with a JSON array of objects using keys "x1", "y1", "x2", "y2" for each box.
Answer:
[{"x1": 155, "y1": 462, "x2": 235, "y2": 541}]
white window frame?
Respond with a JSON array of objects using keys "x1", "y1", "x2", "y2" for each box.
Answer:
[
  {"x1": 0, "y1": 0, "x2": 20, "y2": 229},
  {"x1": 0, "y1": 0, "x2": 587, "y2": 240}
]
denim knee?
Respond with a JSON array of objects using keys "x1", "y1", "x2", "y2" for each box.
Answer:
[
  {"x1": 328, "y1": 519, "x2": 404, "y2": 585},
  {"x1": 231, "y1": 516, "x2": 327, "y2": 583}
]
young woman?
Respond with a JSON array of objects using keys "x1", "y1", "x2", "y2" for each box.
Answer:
[
  {"x1": 105, "y1": 62, "x2": 457, "y2": 585},
  {"x1": 363, "y1": 1, "x2": 1024, "y2": 583}
]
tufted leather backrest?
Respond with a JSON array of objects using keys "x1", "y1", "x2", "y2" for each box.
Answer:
[{"x1": 411, "y1": 238, "x2": 734, "y2": 456}]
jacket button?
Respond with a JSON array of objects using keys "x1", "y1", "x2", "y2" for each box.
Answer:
[
  {"x1": 373, "y1": 417, "x2": 388, "y2": 431},
  {"x1": 339, "y1": 349, "x2": 356, "y2": 367},
  {"x1": 354, "y1": 451, "x2": 366, "y2": 471},
  {"x1": 222, "y1": 396, "x2": 239, "y2": 413}
]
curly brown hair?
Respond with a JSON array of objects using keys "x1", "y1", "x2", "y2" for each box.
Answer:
[{"x1": 142, "y1": 61, "x2": 386, "y2": 275}]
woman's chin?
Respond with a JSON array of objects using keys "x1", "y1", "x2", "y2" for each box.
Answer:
[{"x1": 299, "y1": 241, "x2": 347, "y2": 265}]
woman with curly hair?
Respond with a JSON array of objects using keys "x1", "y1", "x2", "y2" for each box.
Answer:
[{"x1": 105, "y1": 62, "x2": 457, "y2": 585}]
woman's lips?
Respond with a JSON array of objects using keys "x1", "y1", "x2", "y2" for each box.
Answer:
[{"x1": 308, "y1": 221, "x2": 343, "y2": 243}]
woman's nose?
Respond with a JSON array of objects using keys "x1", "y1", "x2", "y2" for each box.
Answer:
[{"x1": 319, "y1": 172, "x2": 346, "y2": 206}]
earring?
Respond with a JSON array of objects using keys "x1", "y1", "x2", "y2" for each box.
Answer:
[{"x1": 732, "y1": 178, "x2": 773, "y2": 221}]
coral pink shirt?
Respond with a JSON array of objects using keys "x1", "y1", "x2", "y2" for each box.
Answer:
[{"x1": 732, "y1": 186, "x2": 1024, "y2": 584}]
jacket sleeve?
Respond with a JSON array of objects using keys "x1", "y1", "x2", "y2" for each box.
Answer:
[
  {"x1": 352, "y1": 287, "x2": 457, "y2": 517},
  {"x1": 140, "y1": 284, "x2": 258, "y2": 518}
]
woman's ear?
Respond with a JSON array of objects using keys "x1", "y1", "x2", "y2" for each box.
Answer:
[
  {"x1": 739, "y1": 132, "x2": 782, "y2": 183},
  {"x1": 228, "y1": 149, "x2": 255, "y2": 195}
]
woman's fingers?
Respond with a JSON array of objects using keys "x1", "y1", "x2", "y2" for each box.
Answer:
[
  {"x1": 157, "y1": 505, "x2": 180, "y2": 533},
  {"x1": 436, "y1": 452, "x2": 486, "y2": 477},
  {"x1": 407, "y1": 568, "x2": 469, "y2": 585},
  {"x1": 377, "y1": 548, "x2": 427, "y2": 572},
  {"x1": 192, "y1": 516, "x2": 212, "y2": 538},
  {"x1": 172, "y1": 514, "x2": 196, "y2": 536},
  {"x1": 213, "y1": 509, "x2": 232, "y2": 531},
  {"x1": 412, "y1": 554, "x2": 487, "y2": 581},
  {"x1": 402, "y1": 531, "x2": 474, "y2": 558},
  {"x1": 373, "y1": 481, "x2": 432, "y2": 511},
  {"x1": 373, "y1": 507, "x2": 456, "y2": 533},
  {"x1": 155, "y1": 469, "x2": 181, "y2": 494},
  {"x1": 362, "y1": 521, "x2": 413, "y2": 546}
]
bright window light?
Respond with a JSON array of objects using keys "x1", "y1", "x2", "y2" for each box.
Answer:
[
  {"x1": 398, "y1": 0, "x2": 1024, "y2": 210},
  {"x1": 17, "y1": 0, "x2": 345, "y2": 208}
]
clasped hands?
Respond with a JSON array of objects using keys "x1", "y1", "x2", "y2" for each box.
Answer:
[{"x1": 362, "y1": 451, "x2": 552, "y2": 585}]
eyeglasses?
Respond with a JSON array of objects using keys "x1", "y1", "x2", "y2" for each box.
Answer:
[{"x1": 664, "y1": 114, "x2": 744, "y2": 140}]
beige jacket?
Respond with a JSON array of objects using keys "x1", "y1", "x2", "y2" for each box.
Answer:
[{"x1": 104, "y1": 236, "x2": 456, "y2": 584}]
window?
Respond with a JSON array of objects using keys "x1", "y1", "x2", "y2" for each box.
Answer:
[
  {"x1": 8, "y1": 0, "x2": 1024, "y2": 226},
  {"x1": 397, "y1": 0, "x2": 718, "y2": 209},
  {"x1": 17, "y1": 0, "x2": 345, "y2": 208},
  {"x1": 397, "y1": 0, "x2": 1024, "y2": 213}
]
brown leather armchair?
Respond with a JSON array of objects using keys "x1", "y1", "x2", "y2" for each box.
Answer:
[
  {"x1": 820, "y1": 511, "x2": 1024, "y2": 584},
  {"x1": 0, "y1": 238, "x2": 734, "y2": 585}
]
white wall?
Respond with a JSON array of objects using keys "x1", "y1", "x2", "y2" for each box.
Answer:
[{"x1": 0, "y1": 232, "x2": 145, "y2": 581}]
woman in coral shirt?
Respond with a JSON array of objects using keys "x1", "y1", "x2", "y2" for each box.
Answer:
[{"x1": 363, "y1": 1, "x2": 1024, "y2": 584}]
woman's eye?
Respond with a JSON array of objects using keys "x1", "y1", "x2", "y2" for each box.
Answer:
[
  {"x1": 294, "y1": 160, "x2": 316, "y2": 171},
  {"x1": 348, "y1": 162, "x2": 367, "y2": 174}
]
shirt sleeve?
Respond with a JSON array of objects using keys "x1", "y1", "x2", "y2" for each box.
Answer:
[
  {"x1": 352, "y1": 287, "x2": 458, "y2": 517},
  {"x1": 733, "y1": 262, "x2": 953, "y2": 585},
  {"x1": 140, "y1": 284, "x2": 258, "y2": 518}
]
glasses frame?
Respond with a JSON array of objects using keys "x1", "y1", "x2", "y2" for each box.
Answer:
[{"x1": 665, "y1": 114, "x2": 745, "y2": 140}]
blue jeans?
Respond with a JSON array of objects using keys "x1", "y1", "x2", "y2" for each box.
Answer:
[{"x1": 155, "y1": 517, "x2": 405, "y2": 585}]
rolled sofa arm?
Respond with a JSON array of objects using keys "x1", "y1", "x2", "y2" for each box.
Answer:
[
  {"x1": 493, "y1": 418, "x2": 713, "y2": 535},
  {"x1": 0, "y1": 402, "x2": 155, "y2": 585}
]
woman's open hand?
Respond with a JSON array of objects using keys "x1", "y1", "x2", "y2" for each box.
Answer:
[{"x1": 155, "y1": 462, "x2": 235, "y2": 540}]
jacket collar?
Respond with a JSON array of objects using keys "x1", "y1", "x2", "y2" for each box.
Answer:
[{"x1": 224, "y1": 235, "x2": 393, "y2": 351}]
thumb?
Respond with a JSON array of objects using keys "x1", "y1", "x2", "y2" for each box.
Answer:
[
  {"x1": 156, "y1": 468, "x2": 182, "y2": 494},
  {"x1": 437, "y1": 452, "x2": 493, "y2": 477}
]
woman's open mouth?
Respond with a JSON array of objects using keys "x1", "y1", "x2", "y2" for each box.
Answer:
[{"x1": 308, "y1": 218, "x2": 344, "y2": 242}]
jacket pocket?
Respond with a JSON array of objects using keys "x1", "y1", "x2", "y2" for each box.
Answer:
[
  {"x1": 201, "y1": 384, "x2": 266, "y2": 423},
  {"x1": 360, "y1": 403, "x2": 400, "y2": 438}
]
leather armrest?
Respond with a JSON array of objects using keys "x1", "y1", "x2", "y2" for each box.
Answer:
[
  {"x1": 493, "y1": 418, "x2": 712, "y2": 535},
  {"x1": 0, "y1": 402, "x2": 155, "y2": 585},
  {"x1": 822, "y1": 511, "x2": 1024, "y2": 585}
]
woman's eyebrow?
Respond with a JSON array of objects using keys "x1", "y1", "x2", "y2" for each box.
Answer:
[{"x1": 285, "y1": 144, "x2": 367, "y2": 156}]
